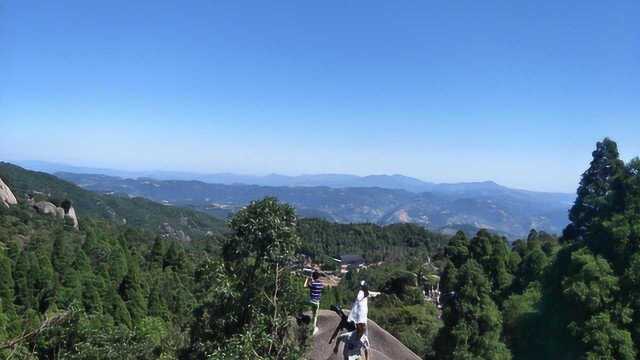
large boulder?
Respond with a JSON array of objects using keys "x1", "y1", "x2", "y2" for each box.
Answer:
[
  {"x1": 0, "y1": 177, "x2": 18, "y2": 208},
  {"x1": 33, "y1": 201, "x2": 65, "y2": 218},
  {"x1": 32, "y1": 199, "x2": 79, "y2": 229},
  {"x1": 65, "y1": 206, "x2": 79, "y2": 229}
]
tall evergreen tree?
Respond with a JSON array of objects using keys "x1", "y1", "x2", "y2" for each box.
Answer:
[
  {"x1": 148, "y1": 236, "x2": 165, "y2": 269},
  {"x1": 468, "y1": 230, "x2": 514, "y2": 298},
  {"x1": 444, "y1": 231, "x2": 470, "y2": 268},
  {"x1": 105, "y1": 286, "x2": 132, "y2": 328},
  {"x1": 163, "y1": 241, "x2": 185, "y2": 271},
  {"x1": 568, "y1": 138, "x2": 626, "y2": 243},
  {"x1": 434, "y1": 260, "x2": 511, "y2": 360},
  {"x1": 119, "y1": 257, "x2": 148, "y2": 322},
  {"x1": 0, "y1": 250, "x2": 14, "y2": 309},
  {"x1": 13, "y1": 251, "x2": 36, "y2": 310}
]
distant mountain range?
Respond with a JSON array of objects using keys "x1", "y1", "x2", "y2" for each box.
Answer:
[
  {"x1": 36, "y1": 162, "x2": 575, "y2": 239},
  {"x1": 17, "y1": 160, "x2": 444, "y2": 190},
  {"x1": 16, "y1": 160, "x2": 571, "y2": 195}
]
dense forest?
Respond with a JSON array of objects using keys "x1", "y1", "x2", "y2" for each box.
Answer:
[
  {"x1": 432, "y1": 138, "x2": 640, "y2": 359},
  {"x1": 0, "y1": 164, "x2": 448, "y2": 359},
  {"x1": 1, "y1": 138, "x2": 639, "y2": 359},
  {"x1": 297, "y1": 218, "x2": 449, "y2": 263},
  {"x1": 0, "y1": 195, "x2": 315, "y2": 359}
]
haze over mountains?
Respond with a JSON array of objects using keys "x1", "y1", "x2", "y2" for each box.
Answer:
[
  {"x1": 17, "y1": 160, "x2": 572, "y2": 195},
  {"x1": 17, "y1": 161, "x2": 575, "y2": 239}
]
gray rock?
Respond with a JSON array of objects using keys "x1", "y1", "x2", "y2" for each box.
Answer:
[
  {"x1": 33, "y1": 201, "x2": 80, "y2": 229},
  {"x1": 33, "y1": 201, "x2": 63, "y2": 217},
  {"x1": 65, "y1": 206, "x2": 79, "y2": 229},
  {"x1": 0, "y1": 177, "x2": 18, "y2": 208}
]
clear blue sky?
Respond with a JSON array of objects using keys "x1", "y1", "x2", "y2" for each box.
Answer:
[{"x1": 1, "y1": 0, "x2": 638, "y2": 192}]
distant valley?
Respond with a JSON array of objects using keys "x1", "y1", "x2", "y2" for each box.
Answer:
[{"x1": 48, "y1": 167, "x2": 575, "y2": 239}]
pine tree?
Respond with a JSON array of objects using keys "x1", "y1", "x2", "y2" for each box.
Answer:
[
  {"x1": 119, "y1": 258, "x2": 148, "y2": 322},
  {"x1": 579, "y1": 312, "x2": 635, "y2": 360},
  {"x1": 444, "y1": 231, "x2": 470, "y2": 268},
  {"x1": 13, "y1": 251, "x2": 35, "y2": 310},
  {"x1": 0, "y1": 298, "x2": 8, "y2": 341},
  {"x1": 515, "y1": 247, "x2": 548, "y2": 291},
  {"x1": 52, "y1": 229, "x2": 74, "y2": 277},
  {"x1": 82, "y1": 273, "x2": 104, "y2": 314},
  {"x1": 163, "y1": 241, "x2": 185, "y2": 271},
  {"x1": 107, "y1": 246, "x2": 129, "y2": 286},
  {"x1": 0, "y1": 250, "x2": 14, "y2": 309},
  {"x1": 562, "y1": 248, "x2": 618, "y2": 318},
  {"x1": 105, "y1": 286, "x2": 132, "y2": 328},
  {"x1": 148, "y1": 236, "x2": 165, "y2": 269},
  {"x1": 568, "y1": 138, "x2": 626, "y2": 242},
  {"x1": 434, "y1": 260, "x2": 511, "y2": 360},
  {"x1": 468, "y1": 230, "x2": 514, "y2": 297},
  {"x1": 33, "y1": 243, "x2": 56, "y2": 313},
  {"x1": 147, "y1": 281, "x2": 168, "y2": 319}
]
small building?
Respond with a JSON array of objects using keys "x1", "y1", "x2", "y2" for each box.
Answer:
[{"x1": 337, "y1": 254, "x2": 366, "y2": 273}]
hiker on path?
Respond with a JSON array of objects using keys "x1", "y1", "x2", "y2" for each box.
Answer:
[
  {"x1": 304, "y1": 270, "x2": 324, "y2": 335},
  {"x1": 333, "y1": 323, "x2": 370, "y2": 360}
]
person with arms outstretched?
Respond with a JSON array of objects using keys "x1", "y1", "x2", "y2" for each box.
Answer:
[{"x1": 348, "y1": 280, "x2": 369, "y2": 326}]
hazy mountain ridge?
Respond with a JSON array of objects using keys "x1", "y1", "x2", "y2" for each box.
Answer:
[
  {"x1": 55, "y1": 171, "x2": 574, "y2": 239},
  {"x1": 15, "y1": 160, "x2": 572, "y2": 196}
]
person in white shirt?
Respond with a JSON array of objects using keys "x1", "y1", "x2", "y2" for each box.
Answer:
[
  {"x1": 347, "y1": 281, "x2": 369, "y2": 325},
  {"x1": 333, "y1": 323, "x2": 370, "y2": 360}
]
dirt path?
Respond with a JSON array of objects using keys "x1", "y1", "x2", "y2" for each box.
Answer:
[{"x1": 307, "y1": 310, "x2": 422, "y2": 360}]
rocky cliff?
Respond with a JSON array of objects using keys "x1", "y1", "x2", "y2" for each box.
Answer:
[
  {"x1": 0, "y1": 176, "x2": 18, "y2": 207},
  {"x1": 31, "y1": 199, "x2": 79, "y2": 229}
]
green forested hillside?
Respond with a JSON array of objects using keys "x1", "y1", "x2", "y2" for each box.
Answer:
[
  {"x1": 0, "y1": 197, "x2": 310, "y2": 359},
  {"x1": 0, "y1": 202, "x2": 199, "y2": 358},
  {"x1": 433, "y1": 138, "x2": 640, "y2": 359},
  {"x1": 297, "y1": 218, "x2": 449, "y2": 264},
  {"x1": 2, "y1": 138, "x2": 638, "y2": 359},
  {"x1": 0, "y1": 162, "x2": 226, "y2": 240},
  {"x1": 0, "y1": 164, "x2": 448, "y2": 359}
]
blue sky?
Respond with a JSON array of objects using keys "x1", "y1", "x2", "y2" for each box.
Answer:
[{"x1": 1, "y1": 0, "x2": 638, "y2": 192}]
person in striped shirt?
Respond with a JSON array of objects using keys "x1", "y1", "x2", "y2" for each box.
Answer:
[{"x1": 304, "y1": 271, "x2": 324, "y2": 335}]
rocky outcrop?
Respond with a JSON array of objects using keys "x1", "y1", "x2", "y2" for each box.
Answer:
[
  {"x1": 32, "y1": 200, "x2": 79, "y2": 229},
  {"x1": 0, "y1": 177, "x2": 18, "y2": 208},
  {"x1": 159, "y1": 222, "x2": 191, "y2": 242},
  {"x1": 308, "y1": 310, "x2": 421, "y2": 360},
  {"x1": 33, "y1": 201, "x2": 63, "y2": 217},
  {"x1": 65, "y1": 206, "x2": 79, "y2": 229}
]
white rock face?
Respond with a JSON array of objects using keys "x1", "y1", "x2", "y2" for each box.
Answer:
[
  {"x1": 65, "y1": 206, "x2": 79, "y2": 229},
  {"x1": 0, "y1": 177, "x2": 18, "y2": 208}
]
